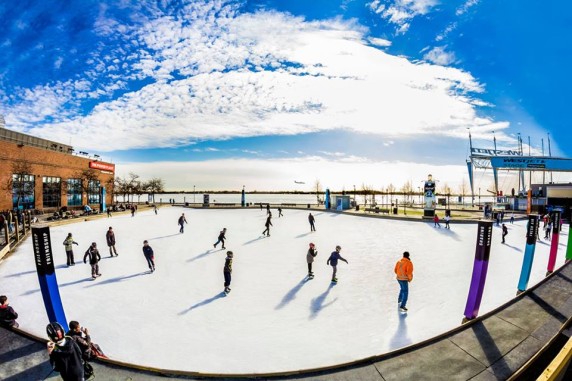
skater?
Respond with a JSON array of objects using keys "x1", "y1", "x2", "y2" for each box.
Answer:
[
  {"x1": 68, "y1": 321, "x2": 105, "y2": 361},
  {"x1": 46, "y1": 322, "x2": 85, "y2": 381},
  {"x1": 278, "y1": 207, "x2": 283, "y2": 217},
  {"x1": 501, "y1": 223, "x2": 508, "y2": 243},
  {"x1": 395, "y1": 251, "x2": 413, "y2": 312},
  {"x1": 154, "y1": 205, "x2": 158, "y2": 215},
  {"x1": 259, "y1": 203, "x2": 263, "y2": 211},
  {"x1": 131, "y1": 205, "x2": 136, "y2": 217},
  {"x1": 510, "y1": 213, "x2": 515, "y2": 224},
  {"x1": 142, "y1": 240, "x2": 155, "y2": 272},
  {"x1": 444, "y1": 214, "x2": 450, "y2": 229},
  {"x1": 308, "y1": 213, "x2": 316, "y2": 232},
  {"x1": 327, "y1": 245, "x2": 348, "y2": 283},
  {"x1": 544, "y1": 221, "x2": 552, "y2": 240},
  {"x1": 106, "y1": 227, "x2": 118, "y2": 257},
  {"x1": 84, "y1": 243, "x2": 102, "y2": 279},
  {"x1": 106, "y1": 208, "x2": 112, "y2": 218},
  {"x1": 266, "y1": 204, "x2": 271, "y2": 215},
  {"x1": 62, "y1": 233, "x2": 79, "y2": 266},
  {"x1": 214, "y1": 228, "x2": 227, "y2": 249},
  {"x1": 223, "y1": 251, "x2": 233, "y2": 294},
  {"x1": 0, "y1": 295, "x2": 19, "y2": 328},
  {"x1": 433, "y1": 214, "x2": 441, "y2": 228},
  {"x1": 262, "y1": 214, "x2": 273, "y2": 236},
  {"x1": 178, "y1": 213, "x2": 188, "y2": 233},
  {"x1": 306, "y1": 243, "x2": 318, "y2": 278}
]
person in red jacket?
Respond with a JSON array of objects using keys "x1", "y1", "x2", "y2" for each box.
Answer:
[
  {"x1": 433, "y1": 214, "x2": 441, "y2": 228},
  {"x1": 394, "y1": 252, "x2": 413, "y2": 312}
]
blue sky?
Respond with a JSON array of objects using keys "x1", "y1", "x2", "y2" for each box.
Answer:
[{"x1": 1, "y1": 0, "x2": 570, "y2": 191}]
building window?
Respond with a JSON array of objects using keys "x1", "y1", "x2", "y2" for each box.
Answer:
[
  {"x1": 88, "y1": 180, "x2": 100, "y2": 205},
  {"x1": 67, "y1": 179, "x2": 82, "y2": 206},
  {"x1": 12, "y1": 174, "x2": 35, "y2": 210},
  {"x1": 42, "y1": 177, "x2": 61, "y2": 208}
]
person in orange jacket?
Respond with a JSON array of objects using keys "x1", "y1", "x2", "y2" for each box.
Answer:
[{"x1": 395, "y1": 251, "x2": 413, "y2": 312}]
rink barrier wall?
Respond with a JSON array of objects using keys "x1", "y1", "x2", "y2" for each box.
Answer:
[
  {"x1": 4, "y1": 206, "x2": 569, "y2": 378},
  {"x1": 4, "y1": 252, "x2": 571, "y2": 379}
]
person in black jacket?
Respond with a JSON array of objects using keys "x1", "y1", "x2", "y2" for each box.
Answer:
[
  {"x1": 178, "y1": 213, "x2": 188, "y2": 233},
  {"x1": 83, "y1": 242, "x2": 102, "y2": 279},
  {"x1": 308, "y1": 213, "x2": 316, "y2": 232},
  {"x1": 68, "y1": 320, "x2": 105, "y2": 361},
  {"x1": 262, "y1": 215, "x2": 272, "y2": 237},
  {"x1": 106, "y1": 227, "x2": 118, "y2": 257},
  {"x1": 223, "y1": 251, "x2": 233, "y2": 293},
  {"x1": 143, "y1": 240, "x2": 155, "y2": 273},
  {"x1": 0, "y1": 295, "x2": 19, "y2": 328},
  {"x1": 213, "y1": 228, "x2": 227, "y2": 249},
  {"x1": 46, "y1": 322, "x2": 84, "y2": 381}
]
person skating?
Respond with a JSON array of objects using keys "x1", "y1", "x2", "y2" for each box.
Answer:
[
  {"x1": 214, "y1": 228, "x2": 227, "y2": 249},
  {"x1": 306, "y1": 243, "x2": 318, "y2": 279},
  {"x1": 278, "y1": 207, "x2": 283, "y2": 217},
  {"x1": 262, "y1": 214, "x2": 273, "y2": 236},
  {"x1": 545, "y1": 221, "x2": 552, "y2": 240},
  {"x1": 154, "y1": 205, "x2": 158, "y2": 215},
  {"x1": 223, "y1": 251, "x2": 233, "y2": 294},
  {"x1": 46, "y1": 322, "x2": 85, "y2": 381},
  {"x1": 395, "y1": 251, "x2": 413, "y2": 312},
  {"x1": 327, "y1": 245, "x2": 348, "y2": 283},
  {"x1": 266, "y1": 204, "x2": 271, "y2": 215},
  {"x1": 308, "y1": 213, "x2": 316, "y2": 232},
  {"x1": 106, "y1": 227, "x2": 118, "y2": 257},
  {"x1": 130, "y1": 205, "x2": 135, "y2": 217},
  {"x1": 433, "y1": 214, "x2": 441, "y2": 228},
  {"x1": 178, "y1": 213, "x2": 188, "y2": 233},
  {"x1": 0, "y1": 295, "x2": 19, "y2": 328},
  {"x1": 143, "y1": 240, "x2": 155, "y2": 272},
  {"x1": 63, "y1": 233, "x2": 79, "y2": 266},
  {"x1": 444, "y1": 214, "x2": 450, "y2": 229},
  {"x1": 501, "y1": 223, "x2": 508, "y2": 243},
  {"x1": 106, "y1": 208, "x2": 112, "y2": 218},
  {"x1": 83, "y1": 243, "x2": 101, "y2": 279}
]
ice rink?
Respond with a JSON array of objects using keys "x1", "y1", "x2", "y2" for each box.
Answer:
[{"x1": 0, "y1": 207, "x2": 568, "y2": 374}]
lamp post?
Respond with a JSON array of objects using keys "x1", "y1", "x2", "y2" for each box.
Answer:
[{"x1": 193, "y1": 185, "x2": 196, "y2": 203}]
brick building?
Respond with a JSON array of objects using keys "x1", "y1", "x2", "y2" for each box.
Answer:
[{"x1": 0, "y1": 126, "x2": 114, "y2": 212}]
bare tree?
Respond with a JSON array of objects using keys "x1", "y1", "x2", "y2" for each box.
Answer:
[
  {"x1": 145, "y1": 177, "x2": 165, "y2": 203},
  {"x1": 314, "y1": 179, "x2": 323, "y2": 204},
  {"x1": 400, "y1": 180, "x2": 413, "y2": 204},
  {"x1": 4, "y1": 161, "x2": 34, "y2": 209},
  {"x1": 458, "y1": 178, "x2": 469, "y2": 206}
]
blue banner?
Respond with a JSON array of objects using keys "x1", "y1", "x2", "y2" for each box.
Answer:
[{"x1": 490, "y1": 156, "x2": 572, "y2": 171}]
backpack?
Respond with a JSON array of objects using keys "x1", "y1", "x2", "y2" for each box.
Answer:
[{"x1": 84, "y1": 361, "x2": 94, "y2": 379}]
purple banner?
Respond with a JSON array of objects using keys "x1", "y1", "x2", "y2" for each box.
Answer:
[
  {"x1": 547, "y1": 211, "x2": 561, "y2": 274},
  {"x1": 463, "y1": 220, "x2": 493, "y2": 321}
]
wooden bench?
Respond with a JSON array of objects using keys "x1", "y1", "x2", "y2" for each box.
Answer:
[{"x1": 365, "y1": 207, "x2": 390, "y2": 214}]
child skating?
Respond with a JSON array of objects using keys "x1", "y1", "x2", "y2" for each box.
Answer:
[
  {"x1": 223, "y1": 251, "x2": 233, "y2": 294},
  {"x1": 327, "y1": 245, "x2": 348, "y2": 283},
  {"x1": 214, "y1": 228, "x2": 227, "y2": 249},
  {"x1": 262, "y1": 214, "x2": 273, "y2": 237},
  {"x1": 306, "y1": 243, "x2": 318, "y2": 279}
]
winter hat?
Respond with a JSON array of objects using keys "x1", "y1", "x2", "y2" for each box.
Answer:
[
  {"x1": 309, "y1": 243, "x2": 315, "y2": 248},
  {"x1": 227, "y1": 251, "x2": 233, "y2": 258}
]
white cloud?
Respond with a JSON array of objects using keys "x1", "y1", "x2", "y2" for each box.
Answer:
[
  {"x1": 4, "y1": 1, "x2": 508, "y2": 153},
  {"x1": 368, "y1": 0, "x2": 439, "y2": 33},
  {"x1": 368, "y1": 37, "x2": 392, "y2": 47},
  {"x1": 423, "y1": 46, "x2": 456, "y2": 66},
  {"x1": 456, "y1": 0, "x2": 480, "y2": 16}
]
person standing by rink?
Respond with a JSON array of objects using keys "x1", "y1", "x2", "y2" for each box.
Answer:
[
  {"x1": 46, "y1": 322, "x2": 84, "y2": 381},
  {"x1": 395, "y1": 251, "x2": 413, "y2": 312},
  {"x1": 106, "y1": 227, "x2": 118, "y2": 257},
  {"x1": 308, "y1": 213, "x2": 316, "y2": 232},
  {"x1": 84, "y1": 242, "x2": 102, "y2": 279},
  {"x1": 501, "y1": 223, "x2": 508, "y2": 243},
  {"x1": 142, "y1": 240, "x2": 155, "y2": 273},
  {"x1": 444, "y1": 214, "x2": 451, "y2": 229},
  {"x1": 62, "y1": 233, "x2": 79, "y2": 266},
  {"x1": 327, "y1": 245, "x2": 348, "y2": 283},
  {"x1": 214, "y1": 228, "x2": 227, "y2": 250},
  {"x1": 223, "y1": 251, "x2": 233, "y2": 294},
  {"x1": 178, "y1": 213, "x2": 188, "y2": 233},
  {"x1": 262, "y1": 214, "x2": 273, "y2": 237},
  {"x1": 306, "y1": 243, "x2": 318, "y2": 279}
]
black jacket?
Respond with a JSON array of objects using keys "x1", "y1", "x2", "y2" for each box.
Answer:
[
  {"x1": 50, "y1": 338, "x2": 84, "y2": 381},
  {"x1": 0, "y1": 305, "x2": 18, "y2": 327},
  {"x1": 106, "y1": 231, "x2": 116, "y2": 246},
  {"x1": 68, "y1": 330, "x2": 93, "y2": 360},
  {"x1": 83, "y1": 247, "x2": 101, "y2": 265}
]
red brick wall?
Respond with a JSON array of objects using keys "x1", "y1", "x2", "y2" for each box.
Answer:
[{"x1": 0, "y1": 140, "x2": 114, "y2": 211}]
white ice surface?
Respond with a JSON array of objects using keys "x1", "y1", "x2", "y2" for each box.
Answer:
[{"x1": 0, "y1": 208, "x2": 568, "y2": 373}]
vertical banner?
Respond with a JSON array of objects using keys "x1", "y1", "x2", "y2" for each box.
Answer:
[
  {"x1": 567, "y1": 208, "x2": 572, "y2": 262},
  {"x1": 526, "y1": 189, "x2": 532, "y2": 215},
  {"x1": 466, "y1": 161, "x2": 474, "y2": 203},
  {"x1": 32, "y1": 226, "x2": 68, "y2": 328},
  {"x1": 241, "y1": 188, "x2": 246, "y2": 207},
  {"x1": 203, "y1": 194, "x2": 210, "y2": 207},
  {"x1": 100, "y1": 186, "x2": 106, "y2": 212},
  {"x1": 546, "y1": 211, "x2": 562, "y2": 275},
  {"x1": 325, "y1": 189, "x2": 331, "y2": 209},
  {"x1": 463, "y1": 220, "x2": 493, "y2": 322},
  {"x1": 517, "y1": 215, "x2": 539, "y2": 294}
]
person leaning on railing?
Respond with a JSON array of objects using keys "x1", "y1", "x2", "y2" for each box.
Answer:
[{"x1": 0, "y1": 295, "x2": 19, "y2": 328}]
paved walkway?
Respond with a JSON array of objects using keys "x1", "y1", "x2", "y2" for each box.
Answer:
[{"x1": 2, "y1": 259, "x2": 571, "y2": 380}]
